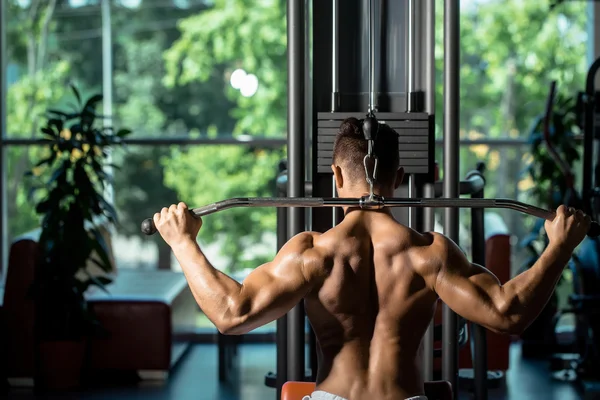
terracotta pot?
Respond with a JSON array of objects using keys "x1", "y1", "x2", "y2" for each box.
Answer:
[{"x1": 37, "y1": 340, "x2": 86, "y2": 391}]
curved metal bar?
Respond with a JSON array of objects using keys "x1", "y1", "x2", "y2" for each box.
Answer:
[{"x1": 141, "y1": 196, "x2": 600, "y2": 237}]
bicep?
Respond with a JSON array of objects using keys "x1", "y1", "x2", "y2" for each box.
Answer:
[
  {"x1": 241, "y1": 256, "x2": 312, "y2": 315},
  {"x1": 432, "y1": 236, "x2": 509, "y2": 333}
]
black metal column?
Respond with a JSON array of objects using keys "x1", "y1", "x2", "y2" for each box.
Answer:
[
  {"x1": 470, "y1": 181, "x2": 488, "y2": 400},
  {"x1": 275, "y1": 167, "x2": 289, "y2": 398},
  {"x1": 287, "y1": 0, "x2": 306, "y2": 382},
  {"x1": 422, "y1": 183, "x2": 435, "y2": 382},
  {"x1": 305, "y1": 0, "x2": 319, "y2": 383},
  {"x1": 442, "y1": 0, "x2": 460, "y2": 398},
  {"x1": 424, "y1": 0, "x2": 436, "y2": 116},
  {"x1": 583, "y1": 57, "x2": 600, "y2": 216},
  {"x1": 330, "y1": 0, "x2": 343, "y2": 226}
]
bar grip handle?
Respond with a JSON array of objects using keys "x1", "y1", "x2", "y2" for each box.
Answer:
[
  {"x1": 141, "y1": 218, "x2": 157, "y2": 236},
  {"x1": 141, "y1": 207, "x2": 212, "y2": 236}
]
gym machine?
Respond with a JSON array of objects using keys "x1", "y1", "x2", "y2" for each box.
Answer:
[
  {"x1": 549, "y1": 55, "x2": 600, "y2": 396},
  {"x1": 140, "y1": 2, "x2": 598, "y2": 399}
]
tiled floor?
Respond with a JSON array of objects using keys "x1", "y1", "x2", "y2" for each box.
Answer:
[{"x1": 3, "y1": 342, "x2": 588, "y2": 400}]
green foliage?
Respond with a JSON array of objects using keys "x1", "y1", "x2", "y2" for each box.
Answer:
[
  {"x1": 164, "y1": 0, "x2": 287, "y2": 136},
  {"x1": 6, "y1": 61, "x2": 72, "y2": 241},
  {"x1": 441, "y1": 0, "x2": 588, "y2": 139},
  {"x1": 26, "y1": 86, "x2": 131, "y2": 340},
  {"x1": 161, "y1": 0, "x2": 287, "y2": 270},
  {"x1": 163, "y1": 145, "x2": 281, "y2": 271}
]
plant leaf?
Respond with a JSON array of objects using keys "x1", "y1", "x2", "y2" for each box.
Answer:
[
  {"x1": 48, "y1": 118, "x2": 64, "y2": 132},
  {"x1": 89, "y1": 257, "x2": 112, "y2": 274},
  {"x1": 116, "y1": 129, "x2": 132, "y2": 137},
  {"x1": 35, "y1": 153, "x2": 56, "y2": 168},
  {"x1": 71, "y1": 83, "x2": 82, "y2": 106},
  {"x1": 40, "y1": 127, "x2": 57, "y2": 138},
  {"x1": 83, "y1": 94, "x2": 103, "y2": 112},
  {"x1": 90, "y1": 229, "x2": 114, "y2": 273},
  {"x1": 83, "y1": 272, "x2": 112, "y2": 295},
  {"x1": 47, "y1": 109, "x2": 69, "y2": 117}
]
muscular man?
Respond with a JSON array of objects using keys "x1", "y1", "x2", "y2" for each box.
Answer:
[{"x1": 153, "y1": 118, "x2": 591, "y2": 400}]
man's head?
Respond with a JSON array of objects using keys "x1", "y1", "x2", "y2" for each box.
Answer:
[{"x1": 331, "y1": 117, "x2": 404, "y2": 197}]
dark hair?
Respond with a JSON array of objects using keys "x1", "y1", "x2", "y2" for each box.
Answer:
[{"x1": 332, "y1": 117, "x2": 399, "y2": 186}]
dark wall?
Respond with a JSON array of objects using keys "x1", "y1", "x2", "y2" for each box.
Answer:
[
  {"x1": 311, "y1": 0, "x2": 412, "y2": 229},
  {"x1": 313, "y1": 0, "x2": 410, "y2": 113}
]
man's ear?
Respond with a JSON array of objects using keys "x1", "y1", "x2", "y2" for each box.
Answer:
[
  {"x1": 394, "y1": 167, "x2": 405, "y2": 189},
  {"x1": 331, "y1": 164, "x2": 344, "y2": 189}
]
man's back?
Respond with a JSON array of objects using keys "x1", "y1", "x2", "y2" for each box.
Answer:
[{"x1": 306, "y1": 211, "x2": 439, "y2": 400}]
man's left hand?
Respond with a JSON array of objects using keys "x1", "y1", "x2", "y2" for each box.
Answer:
[{"x1": 153, "y1": 202, "x2": 203, "y2": 248}]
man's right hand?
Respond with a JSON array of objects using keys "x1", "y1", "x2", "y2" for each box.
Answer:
[{"x1": 545, "y1": 205, "x2": 591, "y2": 252}]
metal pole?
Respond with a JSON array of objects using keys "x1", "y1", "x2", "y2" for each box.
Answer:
[
  {"x1": 470, "y1": 185, "x2": 488, "y2": 400},
  {"x1": 287, "y1": 0, "x2": 306, "y2": 382},
  {"x1": 0, "y1": 0, "x2": 6, "y2": 282},
  {"x1": 443, "y1": 0, "x2": 460, "y2": 397},
  {"x1": 368, "y1": 0, "x2": 377, "y2": 112},
  {"x1": 421, "y1": 183, "x2": 435, "y2": 382},
  {"x1": 424, "y1": 0, "x2": 436, "y2": 115},
  {"x1": 305, "y1": 0, "x2": 318, "y2": 381},
  {"x1": 406, "y1": 0, "x2": 421, "y2": 231},
  {"x1": 331, "y1": 0, "x2": 339, "y2": 112},
  {"x1": 584, "y1": 57, "x2": 600, "y2": 216},
  {"x1": 408, "y1": 175, "x2": 417, "y2": 228},
  {"x1": 101, "y1": 0, "x2": 114, "y2": 208},
  {"x1": 407, "y1": 0, "x2": 416, "y2": 112},
  {"x1": 331, "y1": 0, "x2": 341, "y2": 227},
  {"x1": 276, "y1": 179, "x2": 289, "y2": 398}
]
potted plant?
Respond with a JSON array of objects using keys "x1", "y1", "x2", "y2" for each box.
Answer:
[
  {"x1": 519, "y1": 89, "x2": 581, "y2": 357},
  {"x1": 26, "y1": 85, "x2": 131, "y2": 390}
]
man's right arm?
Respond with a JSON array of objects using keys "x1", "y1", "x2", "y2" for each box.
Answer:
[{"x1": 425, "y1": 205, "x2": 590, "y2": 335}]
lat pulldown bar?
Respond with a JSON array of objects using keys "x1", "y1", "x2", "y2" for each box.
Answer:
[{"x1": 140, "y1": 197, "x2": 600, "y2": 237}]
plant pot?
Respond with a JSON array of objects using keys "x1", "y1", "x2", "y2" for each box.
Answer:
[{"x1": 37, "y1": 339, "x2": 86, "y2": 391}]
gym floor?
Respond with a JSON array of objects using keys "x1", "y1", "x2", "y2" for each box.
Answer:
[{"x1": 3, "y1": 342, "x2": 584, "y2": 400}]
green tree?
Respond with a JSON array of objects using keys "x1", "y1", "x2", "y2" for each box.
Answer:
[
  {"x1": 108, "y1": 4, "x2": 240, "y2": 269},
  {"x1": 161, "y1": 0, "x2": 286, "y2": 271}
]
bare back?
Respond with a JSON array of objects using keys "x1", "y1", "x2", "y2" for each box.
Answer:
[{"x1": 305, "y1": 211, "x2": 439, "y2": 400}]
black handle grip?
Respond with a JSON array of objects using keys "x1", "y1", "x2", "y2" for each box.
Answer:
[
  {"x1": 141, "y1": 218, "x2": 157, "y2": 236},
  {"x1": 588, "y1": 221, "x2": 600, "y2": 238}
]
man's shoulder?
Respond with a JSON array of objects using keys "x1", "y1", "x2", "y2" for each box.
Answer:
[
  {"x1": 287, "y1": 231, "x2": 322, "y2": 248},
  {"x1": 282, "y1": 232, "x2": 326, "y2": 260},
  {"x1": 410, "y1": 231, "x2": 464, "y2": 276}
]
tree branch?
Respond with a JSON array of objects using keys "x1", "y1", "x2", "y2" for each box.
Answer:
[{"x1": 36, "y1": 0, "x2": 57, "y2": 71}]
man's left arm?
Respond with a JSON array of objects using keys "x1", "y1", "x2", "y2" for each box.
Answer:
[{"x1": 170, "y1": 230, "x2": 323, "y2": 335}]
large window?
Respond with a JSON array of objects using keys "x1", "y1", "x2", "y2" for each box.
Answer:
[
  {"x1": 434, "y1": 0, "x2": 592, "y2": 274},
  {"x1": 2, "y1": 0, "x2": 288, "y2": 334},
  {"x1": 1, "y1": 0, "x2": 596, "y2": 332}
]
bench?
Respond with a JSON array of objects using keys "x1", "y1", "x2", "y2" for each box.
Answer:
[
  {"x1": 86, "y1": 269, "x2": 196, "y2": 379},
  {"x1": 1, "y1": 230, "x2": 195, "y2": 386}
]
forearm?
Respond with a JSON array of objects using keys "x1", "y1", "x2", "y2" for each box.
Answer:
[
  {"x1": 499, "y1": 243, "x2": 572, "y2": 332},
  {"x1": 171, "y1": 240, "x2": 244, "y2": 331}
]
